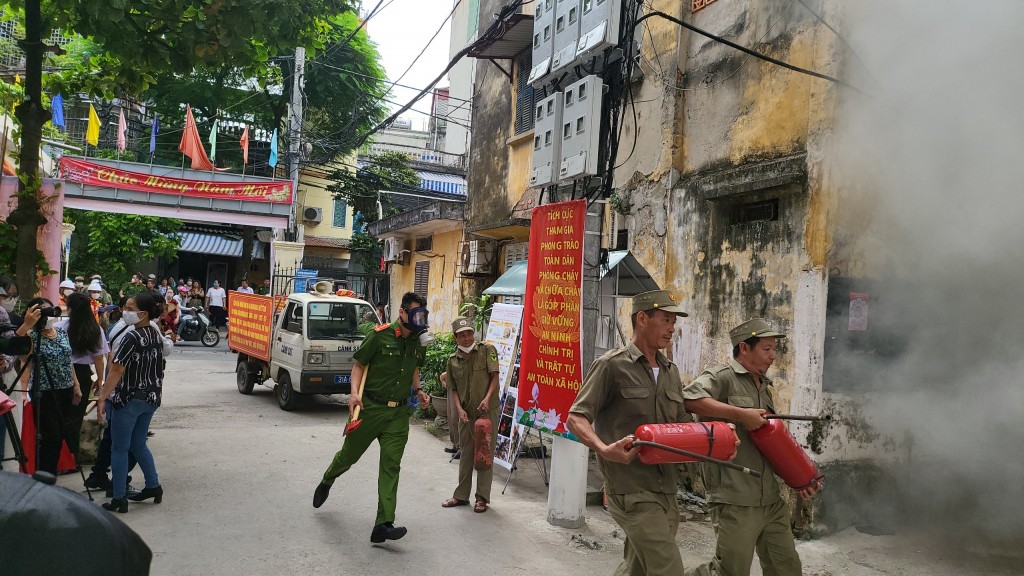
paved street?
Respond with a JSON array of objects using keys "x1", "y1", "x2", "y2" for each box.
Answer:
[{"x1": 49, "y1": 346, "x2": 1024, "y2": 576}]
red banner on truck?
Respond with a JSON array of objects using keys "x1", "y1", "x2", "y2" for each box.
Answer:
[
  {"x1": 59, "y1": 157, "x2": 292, "y2": 204},
  {"x1": 228, "y1": 291, "x2": 275, "y2": 362},
  {"x1": 516, "y1": 200, "x2": 585, "y2": 438}
]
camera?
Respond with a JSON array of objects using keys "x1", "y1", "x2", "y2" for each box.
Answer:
[{"x1": 38, "y1": 306, "x2": 62, "y2": 318}]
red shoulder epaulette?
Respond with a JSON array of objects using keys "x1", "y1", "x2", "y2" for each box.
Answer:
[{"x1": 373, "y1": 324, "x2": 391, "y2": 332}]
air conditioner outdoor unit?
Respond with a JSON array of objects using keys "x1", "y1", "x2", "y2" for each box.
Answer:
[
  {"x1": 302, "y1": 206, "x2": 322, "y2": 224},
  {"x1": 383, "y1": 237, "x2": 410, "y2": 264},
  {"x1": 461, "y1": 240, "x2": 495, "y2": 275}
]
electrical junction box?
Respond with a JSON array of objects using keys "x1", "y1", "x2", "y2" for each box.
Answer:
[
  {"x1": 529, "y1": 92, "x2": 565, "y2": 188},
  {"x1": 528, "y1": 0, "x2": 555, "y2": 86},
  {"x1": 550, "y1": 0, "x2": 581, "y2": 76},
  {"x1": 559, "y1": 75, "x2": 604, "y2": 181},
  {"x1": 576, "y1": 0, "x2": 622, "y2": 59}
]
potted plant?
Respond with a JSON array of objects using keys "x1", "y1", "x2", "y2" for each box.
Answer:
[
  {"x1": 418, "y1": 332, "x2": 456, "y2": 420},
  {"x1": 459, "y1": 294, "x2": 493, "y2": 335}
]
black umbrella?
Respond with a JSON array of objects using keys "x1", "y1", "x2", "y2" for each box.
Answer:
[{"x1": 0, "y1": 471, "x2": 152, "y2": 575}]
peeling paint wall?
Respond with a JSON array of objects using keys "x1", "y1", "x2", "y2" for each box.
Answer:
[{"x1": 387, "y1": 228, "x2": 464, "y2": 330}]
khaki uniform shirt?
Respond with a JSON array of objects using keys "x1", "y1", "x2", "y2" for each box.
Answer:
[
  {"x1": 446, "y1": 342, "x2": 499, "y2": 415},
  {"x1": 353, "y1": 320, "x2": 425, "y2": 405},
  {"x1": 683, "y1": 359, "x2": 782, "y2": 506},
  {"x1": 570, "y1": 342, "x2": 690, "y2": 495}
]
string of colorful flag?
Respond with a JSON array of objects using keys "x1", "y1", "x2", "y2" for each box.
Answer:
[{"x1": 49, "y1": 94, "x2": 279, "y2": 171}]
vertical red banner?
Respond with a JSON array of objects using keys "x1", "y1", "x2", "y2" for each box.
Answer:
[{"x1": 515, "y1": 199, "x2": 585, "y2": 437}]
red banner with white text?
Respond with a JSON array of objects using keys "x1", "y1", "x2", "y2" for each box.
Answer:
[
  {"x1": 59, "y1": 157, "x2": 292, "y2": 204},
  {"x1": 515, "y1": 200, "x2": 585, "y2": 438}
]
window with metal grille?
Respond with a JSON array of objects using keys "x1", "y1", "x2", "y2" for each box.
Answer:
[
  {"x1": 514, "y1": 51, "x2": 536, "y2": 135},
  {"x1": 414, "y1": 260, "x2": 430, "y2": 297},
  {"x1": 333, "y1": 198, "x2": 347, "y2": 228},
  {"x1": 414, "y1": 236, "x2": 433, "y2": 252}
]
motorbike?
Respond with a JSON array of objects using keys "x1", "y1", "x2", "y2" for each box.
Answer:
[{"x1": 178, "y1": 306, "x2": 220, "y2": 347}]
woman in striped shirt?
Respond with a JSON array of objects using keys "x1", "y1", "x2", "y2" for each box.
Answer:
[{"x1": 98, "y1": 291, "x2": 165, "y2": 513}]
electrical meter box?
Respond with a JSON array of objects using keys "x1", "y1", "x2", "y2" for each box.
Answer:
[
  {"x1": 550, "y1": 0, "x2": 581, "y2": 75},
  {"x1": 576, "y1": 0, "x2": 622, "y2": 59},
  {"x1": 529, "y1": 92, "x2": 565, "y2": 188},
  {"x1": 528, "y1": 0, "x2": 555, "y2": 86},
  {"x1": 559, "y1": 75, "x2": 604, "y2": 181}
]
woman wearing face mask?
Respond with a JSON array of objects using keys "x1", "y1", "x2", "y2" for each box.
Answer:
[
  {"x1": 58, "y1": 279, "x2": 76, "y2": 313},
  {"x1": 98, "y1": 291, "x2": 165, "y2": 513},
  {"x1": 0, "y1": 277, "x2": 22, "y2": 324},
  {"x1": 13, "y1": 299, "x2": 83, "y2": 475},
  {"x1": 54, "y1": 292, "x2": 108, "y2": 469}
]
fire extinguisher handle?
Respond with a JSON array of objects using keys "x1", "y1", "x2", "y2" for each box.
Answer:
[{"x1": 630, "y1": 440, "x2": 763, "y2": 478}]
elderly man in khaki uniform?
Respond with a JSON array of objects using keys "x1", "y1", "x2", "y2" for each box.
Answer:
[
  {"x1": 683, "y1": 318, "x2": 818, "y2": 576},
  {"x1": 441, "y1": 317, "x2": 500, "y2": 513},
  {"x1": 567, "y1": 290, "x2": 690, "y2": 576}
]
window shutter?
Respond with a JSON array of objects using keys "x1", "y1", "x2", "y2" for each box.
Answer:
[
  {"x1": 414, "y1": 260, "x2": 430, "y2": 296},
  {"x1": 333, "y1": 198, "x2": 347, "y2": 228},
  {"x1": 514, "y1": 52, "x2": 536, "y2": 135}
]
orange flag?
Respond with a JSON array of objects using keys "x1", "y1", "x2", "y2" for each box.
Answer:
[
  {"x1": 240, "y1": 125, "x2": 249, "y2": 165},
  {"x1": 178, "y1": 105, "x2": 214, "y2": 171}
]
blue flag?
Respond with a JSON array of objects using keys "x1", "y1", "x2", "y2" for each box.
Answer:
[
  {"x1": 269, "y1": 128, "x2": 278, "y2": 168},
  {"x1": 51, "y1": 94, "x2": 65, "y2": 131},
  {"x1": 149, "y1": 113, "x2": 159, "y2": 156}
]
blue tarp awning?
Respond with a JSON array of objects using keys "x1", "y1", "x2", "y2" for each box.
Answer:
[
  {"x1": 178, "y1": 232, "x2": 265, "y2": 258},
  {"x1": 482, "y1": 260, "x2": 528, "y2": 296},
  {"x1": 418, "y1": 171, "x2": 467, "y2": 195}
]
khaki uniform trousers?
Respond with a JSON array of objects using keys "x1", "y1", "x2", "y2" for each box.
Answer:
[
  {"x1": 606, "y1": 490, "x2": 684, "y2": 576},
  {"x1": 452, "y1": 406, "x2": 498, "y2": 503},
  {"x1": 446, "y1": 392, "x2": 459, "y2": 447},
  {"x1": 686, "y1": 499, "x2": 801, "y2": 576}
]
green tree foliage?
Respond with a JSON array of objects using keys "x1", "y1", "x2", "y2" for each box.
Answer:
[
  {"x1": 64, "y1": 208, "x2": 181, "y2": 289},
  {"x1": 327, "y1": 152, "x2": 420, "y2": 224}
]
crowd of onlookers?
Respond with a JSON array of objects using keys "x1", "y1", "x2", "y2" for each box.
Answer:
[{"x1": 0, "y1": 274, "x2": 177, "y2": 514}]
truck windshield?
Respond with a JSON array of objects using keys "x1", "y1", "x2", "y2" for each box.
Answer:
[{"x1": 306, "y1": 302, "x2": 377, "y2": 340}]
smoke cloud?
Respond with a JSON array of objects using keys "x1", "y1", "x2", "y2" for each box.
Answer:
[{"x1": 831, "y1": 0, "x2": 1024, "y2": 544}]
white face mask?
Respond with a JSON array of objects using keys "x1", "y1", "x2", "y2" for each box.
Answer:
[
  {"x1": 75, "y1": 282, "x2": 84, "y2": 288},
  {"x1": 0, "y1": 298, "x2": 14, "y2": 312},
  {"x1": 90, "y1": 292, "x2": 101, "y2": 300},
  {"x1": 61, "y1": 289, "x2": 73, "y2": 297},
  {"x1": 121, "y1": 311, "x2": 141, "y2": 325},
  {"x1": 457, "y1": 343, "x2": 476, "y2": 354}
]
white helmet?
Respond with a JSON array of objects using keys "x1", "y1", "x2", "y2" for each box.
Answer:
[{"x1": 59, "y1": 279, "x2": 76, "y2": 290}]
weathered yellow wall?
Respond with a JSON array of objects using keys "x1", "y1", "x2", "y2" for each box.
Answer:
[
  {"x1": 388, "y1": 228, "x2": 463, "y2": 330},
  {"x1": 299, "y1": 159, "x2": 355, "y2": 242}
]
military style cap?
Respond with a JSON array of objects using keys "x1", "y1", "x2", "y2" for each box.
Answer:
[
  {"x1": 74, "y1": 275, "x2": 84, "y2": 282},
  {"x1": 631, "y1": 289, "x2": 688, "y2": 317},
  {"x1": 451, "y1": 316, "x2": 475, "y2": 334},
  {"x1": 730, "y1": 318, "x2": 786, "y2": 346}
]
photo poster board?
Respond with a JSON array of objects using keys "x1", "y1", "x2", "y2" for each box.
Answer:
[
  {"x1": 494, "y1": 345, "x2": 523, "y2": 471},
  {"x1": 487, "y1": 303, "x2": 524, "y2": 471}
]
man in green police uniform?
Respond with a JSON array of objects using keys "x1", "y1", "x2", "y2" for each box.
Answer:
[
  {"x1": 567, "y1": 289, "x2": 690, "y2": 576},
  {"x1": 683, "y1": 318, "x2": 819, "y2": 576},
  {"x1": 441, "y1": 317, "x2": 499, "y2": 513},
  {"x1": 312, "y1": 291, "x2": 432, "y2": 543}
]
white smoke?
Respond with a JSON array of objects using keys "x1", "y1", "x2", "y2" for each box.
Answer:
[{"x1": 834, "y1": 0, "x2": 1024, "y2": 541}]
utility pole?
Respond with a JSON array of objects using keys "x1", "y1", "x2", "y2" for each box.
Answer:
[
  {"x1": 546, "y1": 196, "x2": 602, "y2": 528},
  {"x1": 288, "y1": 46, "x2": 306, "y2": 243}
]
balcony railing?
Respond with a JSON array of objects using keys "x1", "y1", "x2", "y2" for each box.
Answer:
[{"x1": 362, "y1": 142, "x2": 467, "y2": 172}]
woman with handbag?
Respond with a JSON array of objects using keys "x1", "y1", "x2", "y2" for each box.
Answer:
[
  {"x1": 14, "y1": 299, "x2": 82, "y2": 475},
  {"x1": 98, "y1": 291, "x2": 165, "y2": 513},
  {"x1": 54, "y1": 292, "x2": 108, "y2": 471}
]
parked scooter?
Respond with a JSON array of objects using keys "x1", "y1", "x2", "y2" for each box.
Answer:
[{"x1": 178, "y1": 306, "x2": 220, "y2": 347}]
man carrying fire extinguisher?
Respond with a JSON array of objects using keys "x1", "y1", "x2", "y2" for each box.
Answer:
[
  {"x1": 440, "y1": 317, "x2": 500, "y2": 513},
  {"x1": 683, "y1": 318, "x2": 820, "y2": 576},
  {"x1": 566, "y1": 290, "x2": 690, "y2": 576}
]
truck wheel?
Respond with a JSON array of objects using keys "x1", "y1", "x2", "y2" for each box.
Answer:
[
  {"x1": 202, "y1": 329, "x2": 220, "y2": 347},
  {"x1": 275, "y1": 371, "x2": 300, "y2": 411},
  {"x1": 236, "y1": 362, "x2": 255, "y2": 395}
]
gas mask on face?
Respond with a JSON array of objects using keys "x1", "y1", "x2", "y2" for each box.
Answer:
[{"x1": 402, "y1": 306, "x2": 434, "y2": 346}]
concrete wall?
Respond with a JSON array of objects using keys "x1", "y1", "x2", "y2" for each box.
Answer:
[
  {"x1": 445, "y1": 0, "x2": 476, "y2": 157},
  {"x1": 299, "y1": 161, "x2": 354, "y2": 242}
]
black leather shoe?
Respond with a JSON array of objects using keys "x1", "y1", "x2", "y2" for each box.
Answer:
[
  {"x1": 84, "y1": 473, "x2": 110, "y2": 490},
  {"x1": 102, "y1": 498, "x2": 128, "y2": 513},
  {"x1": 452, "y1": 451, "x2": 461, "y2": 460},
  {"x1": 313, "y1": 482, "x2": 331, "y2": 508},
  {"x1": 444, "y1": 446, "x2": 458, "y2": 453},
  {"x1": 370, "y1": 522, "x2": 407, "y2": 543},
  {"x1": 128, "y1": 485, "x2": 163, "y2": 503}
]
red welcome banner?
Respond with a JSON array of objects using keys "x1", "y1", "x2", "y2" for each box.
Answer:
[
  {"x1": 515, "y1": 199, "x2": 585, "y2": 438},
  {"x1": 59, "y1": 157, "x2": 292, "y2": 204}
]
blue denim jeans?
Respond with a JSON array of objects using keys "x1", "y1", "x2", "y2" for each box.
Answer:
[{"x1": 110, "y1": 399, "x2": 159, "y2": 499}]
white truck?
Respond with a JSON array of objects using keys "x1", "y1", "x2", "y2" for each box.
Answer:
[{"x1": 229, "y1": 281, "x2": 379, "y2": 411}]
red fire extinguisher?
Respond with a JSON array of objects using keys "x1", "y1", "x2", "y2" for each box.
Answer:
[
  {"x1": 748, "y1": 419, "x2": 824, "y2": 490},
  {"x1": 632, "y1": 422, "x2": 739, "y2": 465},
  {"x1": 474, "y1": 417, "x2": 493, "y2": 472}
]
